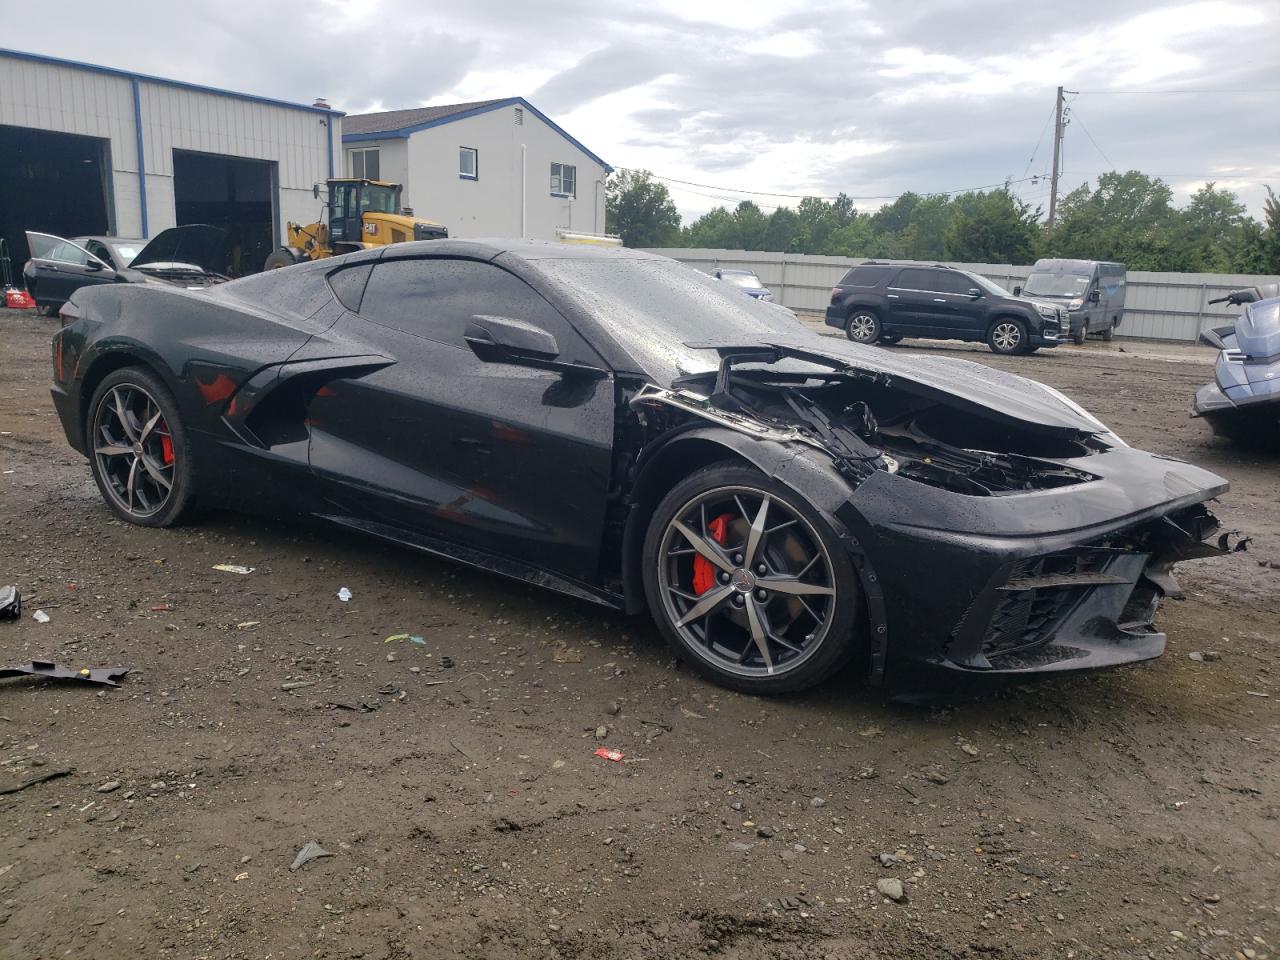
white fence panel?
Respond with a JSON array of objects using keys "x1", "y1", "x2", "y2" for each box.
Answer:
[{"x1": 642, "y1": 248, "x2": 1280, "y2": 343}]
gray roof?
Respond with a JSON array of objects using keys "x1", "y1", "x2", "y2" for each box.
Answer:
[{"x1": 343, "y1": 99, "x2": 510, "y2": 136}]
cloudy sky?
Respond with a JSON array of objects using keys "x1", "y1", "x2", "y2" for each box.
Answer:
[{"x1": 12, "y1": 0, "x2": 1280, "y2": 222}]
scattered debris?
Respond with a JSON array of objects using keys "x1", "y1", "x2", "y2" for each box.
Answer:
[
  {"x1": 606, "y1": 701, "x2": 621, "y2": 716},
  {"x1": 96, "y1": 780, "x2": 121, "y2": 793},
  {"x1": 593, "y1": 747, "x2": 625, "y2": 762},
  {"x1": 289, "y1": 841, "x2": 335, "y2": 872},
  {"x1": 32, "y1": 609, "x2": 50, "y2": 624},
  {"x1": 876, "y1": 878, "x2": 906, "y2": 902},
  {"x1": 336, "y1": 586, "x2": 352, "y2": 602},
  {"x1": 0, "y1": 585, "x2": 20, "y2": 620},
  {"x1": 0, "y1": 767, "x2": 73, "y2": 795},
  {"x1": 236, "y1": 621, "x2": 260, "y2": 630},
  {"x1": 679, "y1": 705, "x2": 706, "y2": 719},
  {"x1": 809, "y1": 796, "x2": 826, "y2": 808},
  {"x1": 961, "y1": 743, "x2": 980, "y2": 756},
  {"x1": 552, "y1": 641, "x2": 583, "y2": 663},
  {"x1": 878, "y1": 852, "x2": 902, "y2": 867},
  {"x1": 280, "y1": 680, "x2": 317, "y2": 692},
  {"x1": 594, "y1": 725, "x2": 608, "y2": 740},
  {"x1": 0, "y1": 661, "x2": 131, "y2": 688},
  {"x1": 1245, "y1": 691, "x2": 1270, "y2": 698},
  {"x1": 384, "y1": 634, "x2": 425, "y2": 645},
  {"x1": 923, "y1": 768, "x2": 951, "y2": 785},
  {"x1": 212, "y1": 564, "x2": 255, "y2": 575},
  {"x1": 150, "y1": 604, "x2": 175, "y2": 612},
  {"x1": 233, "y1": 871, "x2": 249, "y2": 882}
]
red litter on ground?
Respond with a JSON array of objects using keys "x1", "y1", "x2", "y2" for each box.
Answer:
[
  {"x1": 151, "y1": 604, "x2": 174, "y2": 612},
  {"x1": 593, "y1": 747, "x2": 625, "y2": 762}
]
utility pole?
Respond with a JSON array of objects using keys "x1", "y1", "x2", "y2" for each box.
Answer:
[{"x1": 1047, "y1": 85, "x2": 1074, "y2": 230}]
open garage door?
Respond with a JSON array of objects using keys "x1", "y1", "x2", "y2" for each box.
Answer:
[
  {"x1": 173, "y1": 150, "x2": 275, "y2": 277},
  {"x1": 0, "y1": 124, "x2": 112, "y2": 275}
]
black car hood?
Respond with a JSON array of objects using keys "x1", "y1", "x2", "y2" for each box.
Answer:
[
  {"x1": 130, "y1": 225, "x2": 227, "y2": 273},
  {"x1": 686, "y1": 336, "x2": 1110, "y2": 437}
]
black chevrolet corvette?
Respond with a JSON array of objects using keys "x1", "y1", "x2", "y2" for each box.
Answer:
[{"x1": 50, "y1": 241, "x2": 1230, "y2": 693}]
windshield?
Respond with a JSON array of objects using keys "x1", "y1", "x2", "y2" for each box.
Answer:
[
  {"x1": 111, "y1": 244, "x2": 142, "y2": 265},
  {"x1": 534, "y1": 258, "x2": 799, "y2": 385},
  {"x1": 964, "y1": 271, "x2": 1011, "y2": 298},
  {"x1": 1024, "y1": 272, "x2": 1089, "y2": 297},
  {"x1": 359, "y1": 184, "x2": 401, "y2": 214},
  {"x1": 720, "y1": 271, "x2": 764, "y2": 289}
]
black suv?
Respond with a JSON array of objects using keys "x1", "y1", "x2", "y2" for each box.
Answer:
[{"x1": 825, "y1": 262, "x2": 1064, "y2": 355}]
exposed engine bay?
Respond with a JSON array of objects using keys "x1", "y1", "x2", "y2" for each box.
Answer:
[{"x1": 630, "y1": 347, "x2": 1107, "y2": 497}]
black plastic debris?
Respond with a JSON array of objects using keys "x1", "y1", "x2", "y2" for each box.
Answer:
[
  {"x1": 0, "y1": 586, "x2": 20, "y2": 620},
  {"x1": 0, "y1": 660, "x2": 131, "y2": 687}
]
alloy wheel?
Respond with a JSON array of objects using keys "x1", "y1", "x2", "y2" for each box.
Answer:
[
  {"x1": 656, "y1": 486, "x2": 837, "y2": 678},
  {"x1": 847, "y1": 314, "x2": 877, "y2": 342},
  {"x1": 92, "y1": 383, "x2": 176, "y2": 518},
  {"x1": 992, "y1": 322, "x2": 1022, "y2": 352}
]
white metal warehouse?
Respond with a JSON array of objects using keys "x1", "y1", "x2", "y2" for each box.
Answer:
[{"x1": 0, "y1": 49, "x2": 341, "y2": 275}]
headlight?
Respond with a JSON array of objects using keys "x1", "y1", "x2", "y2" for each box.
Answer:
[
  {"x1": 1035, "y1": 304, "x2": 1055, "y2": 318},
  {"x1": 761, "y1": 292, "x2": 773, "y2": 302},
  {"x1": 1068, "y1": 298, "x2": 1083, "y2": 309}
]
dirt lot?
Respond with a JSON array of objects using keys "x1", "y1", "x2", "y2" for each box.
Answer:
[{"x1": 1, "y1": 307, "x2": 1277, "y2": 960}]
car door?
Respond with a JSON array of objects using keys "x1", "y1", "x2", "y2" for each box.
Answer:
[
  {"x1": 24, "y1": 232, "x2": 115, "y2": 304},
  {"x1": 885, "y1": 267, "x2": 938, "y2": 331},
  {"x1": 931, "y1": 270, "x2": 987, "y2": 339},
  {"x1": 306, "y1": 255, "x2": 616, "y2": 586},
  {"x1": 81, "y1": 239, "x2": 120, "y2": 271}
]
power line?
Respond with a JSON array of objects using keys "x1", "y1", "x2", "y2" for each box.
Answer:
[
  {"x1": 1067, "y1": 105, "x2": 1113, "y2": 168},
  {"x1": 1021, "y1": 101, "x2": 1058, "y2": 180},
  {"x1": 1076, "y1": 87, "x2": 1280, "y2": 95}
]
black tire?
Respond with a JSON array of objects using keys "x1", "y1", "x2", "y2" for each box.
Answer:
[
  {"x1": 641, "y1": 462, "x2": 863, "y2": 695},
  {"x1": 40, "y1": 304, "x2": 60, "y2": 318},
  {"x1": 845, "y1": 310, "x2": 881, "y2": 344},
  {"x1": 880, "y1": 335, "x2": 902, "y2": 345},
  {"x1": 988, "y1": 317, "x2": 1029, "y2": 355},
  {"x1": 263, "y1": 248, "x2": 300, "y2": 271},
  {"x1": 1101, "y1": 321, "x2": 1115, "y2": 342},
  {"x1": 1072, "y1": 320, "x2": 1088, "y2": 346},
  {"x1": 86, "y1": 367, "x2": 196, "y2": 527}
]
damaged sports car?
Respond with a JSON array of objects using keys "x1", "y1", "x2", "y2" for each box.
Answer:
[{"x1": 50, "y1": 241, "x2": 1231, "y2": 693}]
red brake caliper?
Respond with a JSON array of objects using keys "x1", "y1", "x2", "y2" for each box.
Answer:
[
  {"x1": 692, "y1": 513, "x2": 734, "y2": 595},
  {"x1": 159, "y1": 423, "x2": 174, "y2": 466}
]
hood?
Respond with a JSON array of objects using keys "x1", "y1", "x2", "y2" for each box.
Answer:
[
  {"x1": 130, "y1": 225, "x2": 227, "y2": 274},
  {"x1": 685, "y1": 336, "x2": 1110, "y2": 437}
]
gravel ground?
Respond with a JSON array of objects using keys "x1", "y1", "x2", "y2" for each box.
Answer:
[{"x1": 1, "y1": 307, "x2": 1277, "y2": 959}]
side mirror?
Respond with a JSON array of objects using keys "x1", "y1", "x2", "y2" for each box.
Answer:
[
  {"x1": 465, "y1": 315, "x2": 561, "y2": 364},
  {"x1": 464, "y1": 315, "x2": 608, "y2": 379},
  {"x1": 967, "y1": 287, "x2": 982, "y2": 298},
  {"x1": 1089, "y1": 290, "x2": 1101, "y2": 303},
  {"x1": 85, "y1": 259, "x2": 104, "y2": 272},
  {"x1": 1012, "y1": 285, "x2": 1022, "y2": 296}
]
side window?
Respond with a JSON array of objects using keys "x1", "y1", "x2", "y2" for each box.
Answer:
[
  {"x1": 933, "y1": 271, "x2": 975, "y2": 295},
  {"x1": 358, "y1": 258, "x2": 601, "y2": 367},
  {"x1": 327, "y1": 262, "x2": 374, "y2": 312},
  {"x1": 85, "y1": 241, "x2": 114, "y2": 268},
  {"x1": 842, "y1": 265, "x2": 890, "y2": 286},
  {"x1": 893, "y1": 268, "x2": 935, "y2": 290}
]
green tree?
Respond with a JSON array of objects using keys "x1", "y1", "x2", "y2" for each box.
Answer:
[
  {"x1": 763, "y1": 207, "x2": 804, "y2": 253},
  {"x1": 942, "y1": 189, "x2": 1040, "y2": 263},
  {"x1": 1048, "y1": 170, "x2": 1180, "y2": 269},
  {"x1": 1176, "y1": 182, "x2": 1250, "y2": 272},
  {"x1": 605, "y1": 169, "x2": 681, "y2": 248},
  {"x1": 682, "y1": 206, "x2": 739, "y2": 249},
  {"x1": 1231, "y1": 186, "x2": 1280, "y2": 274}
]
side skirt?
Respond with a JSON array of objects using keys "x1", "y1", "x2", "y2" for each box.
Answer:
[{"x1": 317, "y1": 514, "x2": 627, "y2": 611}]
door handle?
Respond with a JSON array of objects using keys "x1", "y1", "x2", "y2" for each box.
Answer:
[
  {"x1": 886, "y1": 294, "x2": 898, "y2": 298},
  {"x1": 932, "y1": 298, "x2": 946, "y2": 302}
]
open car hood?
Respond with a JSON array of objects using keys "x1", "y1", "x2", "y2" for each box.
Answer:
[
  {"x1": 130, "y1": 224, "x2": 227, "y2": 274},
  {"x1": 683, "y1": 336, "x2": 1111, "y2": 437}
]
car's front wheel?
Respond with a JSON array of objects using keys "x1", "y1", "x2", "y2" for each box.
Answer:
[
  {"x1": 988, "y1": 318, "x2": 1029, "y2": 355},
  {"x1": 642, "y1": 462, "x2": 862, "y2": 694},
  {"x1": 86, "y1": 367, "x2": 195, "y2": 527},
  {"x1": 845, "y1": 310, "x2": 881, "y2": 344}
]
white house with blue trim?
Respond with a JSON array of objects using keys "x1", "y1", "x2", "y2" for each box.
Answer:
[
  {"x1": 343, "y1": 98, "x2": 611, "y2": 242},
  {"x1": 0, "y1": 48, "x2": 341, "y2": 274}
]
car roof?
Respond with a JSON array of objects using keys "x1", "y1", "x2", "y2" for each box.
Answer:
[
  {"x1": 72, "y1": 236, "x2": 146, "y2": 246},
  {"x1": 859, "y1": 260, "x2": 957, "y2": 270},
  {"x1": 718, "y1": 268, "x2": 755, "y2": 274}
]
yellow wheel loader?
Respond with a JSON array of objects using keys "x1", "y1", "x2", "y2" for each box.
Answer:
[{"x1": 263, "y1": 178, "x2": 447, "y2": 270}]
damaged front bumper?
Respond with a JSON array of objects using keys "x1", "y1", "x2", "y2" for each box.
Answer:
[{"x1": 837, "y1": 448, "x2": 1231, "y2": 685}]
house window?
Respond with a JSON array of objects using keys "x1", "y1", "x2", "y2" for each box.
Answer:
[
  {"x1": 349, "y1": 148, "x2": 380, "y2": 180},
  {"x1": 550, "y1": 162, "x2": 576, "y2": 198},
  {"x1": 459, "y1": 146, "x2": 478, "y2": 180}
]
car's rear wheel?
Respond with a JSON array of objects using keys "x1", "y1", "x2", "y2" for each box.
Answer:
[
  {"x1": 845, "y1": 310, "x2": 881, "y2": 344},
  {"x1": 1101, "y1": 320, "x2": 1115, "y2": 342},
  {"x1": 642, "y1": 463, "x2": 862, "y2": 695},
  {"x1": 988, "y1": 318, "x2": 1028, "y2": 355},
  {"x1": 86, "y1": 367, "x2": 195, "y2": 527}
]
